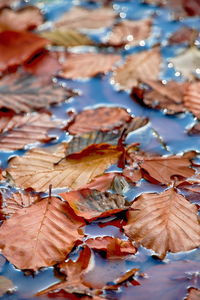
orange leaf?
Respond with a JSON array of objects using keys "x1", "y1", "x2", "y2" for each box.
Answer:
[
  {"x1": 184, "y1": 81, "x2": 200, "y2": 119},
  {"x1": 0, "y1": 196, "x2": 85, "y2": 270},
  {"x1": 82, "y1": 173, "x2": 116, "y2": 192},
  {"x1": 124, "y1": 188, "x2": 200, "y2": 258},
  {"x1": 186, "y1": 288, "x2": 200, "y2": 300}
]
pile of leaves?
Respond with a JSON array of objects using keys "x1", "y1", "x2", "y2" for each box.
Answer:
[{"x1": 0, "y1": 0, "x2": 199, "y2": 299}]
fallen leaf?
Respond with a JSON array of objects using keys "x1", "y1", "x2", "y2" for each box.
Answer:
[
  {"x1": 186, "y1": 288, "x2": 200, "y2": 300},
  {"x1": 122, "y1": 167, "x2": 142, "y2": 183},
  {"x1": 0, "y1": 276, "x2": 14, "y2": 297},
  {"x1": 124, "y1": 188, "x2": 200, "y2": 258},
  {"x1": 81, "y1": 173, "x2": 116, "y2": 192},
  {"x1": 107, "y1": 19, "x2": 152, "y2": 47},
  {"x1": 60, "y1": 189, "x2": 127, "y2": 221},
  {"x1": 54, "y1": 7, "x2": 116, "y2": 30},
  {"x1": 113, "y1": 47, "x2": 161, "y2": 90},
  {"x1": 0, "y1": 196, "x2": 85, "y2": 270},
  {"x1": 104, "y1": 267, "x2": 139, "y2": 290},
  {"x1": 60, "y1": 53, "x2": 121, "y2": 79},
  {"x1": 184, "y1": 81, "x2": 200, "y2": 119},
  {"x1": 41, "y1": 29, "x2": 94, "y2": 47},
  {"x1": 131, "y1": 80, "x2": 189, "y2": 114},
  {"x1": 6, "y1": 143, "x2": 122, "y2": 192},
  {"x1": 0, "y1": 30, "x2": 48, "y2": 74},
  {"x1": 67, "y1": 107, "x2": 131, "y2": 135},
  {"x1": 168, "y1": 27, "x2": 199, "y2": 45},
  {"x1": 0, "y1": 6, "x2": 43, "y2": 32},
  {"x1": 188, "y1": 122, "x2": 200, "y2": 135},
  {"x1": 85, "y1": 236, "x2": 136, "y2": 258},
  {"x1": 0, "y1": 73, "x2": 71, "y2": 113},
  {"x1": 0, "y1": 112, "x2": 63, "y2": 151},
  {"x1": 182, "y1": 0, "x2": 200, "y2": 16},
  {"x1": 170, "y1": 47, "x2": 200, "y2": 80},
  {"x1": 0, "y1": 0, "x2": 17, "y2": 9}
]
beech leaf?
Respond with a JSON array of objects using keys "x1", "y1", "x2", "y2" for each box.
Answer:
[
  {"x1": 186, "y1": 288, "x2": 200, "y2": 300},
  {"x1": 188, "y1": 122, "x2": 200, "y2": 135},
  {"x1": 82, "y1": 173, "x2": 117, "y2": 192},
  {"x1": 60, "y1": 53, "x2": 121, "y2": 79},
  {"x1": 168, "y1": 27, "x2": 199, "y2": 45},
  {"x1": 124, "y1": 188, "x2": 200, "y2": 258},
  {"x1": 184, "y1": 81, "x2": 200, "y2": 119},
  {"x1": 0, "y1": 196, "x2": 85, "y2": 270},
  {"x1": 0, "y1": 276, "x2": 14, "y2": 297},
  {"x1": 113, "y1": 47, "x2": 161, "y2": 90}
]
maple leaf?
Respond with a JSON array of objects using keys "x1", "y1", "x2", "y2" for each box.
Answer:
[
  {"x1": 85, "y1": 236, "x2": 136, "y2": 259},
  {"x1": 0, "y1": 276, "x2": 14, "y2": 297},
  {"x1": 54, "y1": 7, "x2": 116, "y2": 30},
  {"x1": 170, "y1": 47, "x2": 200, "y2": 80},
  {"x1": 0, "y1": 6, "x2": 43, "y2": 32},
  {"x1": 131, "y1": 80, "x2": 189, "y2": 114},
  {"x1": 107, "y1": 19, "x2": 152, "y2": 47},
  {"x1": 60, "y1": 189, "x2": 128, "y2": 221},
  {"x1": 41, "y1": 29, "x2": 94, "y2": 47},
  {"x1": 0, "y1": 196, "x2": 85, "y2": 270},
  {"x1": 113, "y1": 47, "x2": 161, "y2": 90},
  {"x1": 0, "y1": 31, "x2": 48, "y2": 74},
  {"x1": 6, "y1": 143, "x2": 123, "y2": 192},
  {"x1": 186, "y1": 288, "x2": 200, "y2": 300},
  {"x1": 0, "y1": 112, "x2": 64, "y2": 151},
  {"x1": 168, "y1": 27, "x2": 199, "y2": 45},
  {"x1": 124, "y1": 188, "x2": 200, "y2": 258},
  {"x1": 67, "y1": 107, "x2": 131, "y2": 135},
  {"x1": 0, "y1": 73, "x2": 71, "y2": 113},
  {"x1": 59, "y1": 53, "x2": 121, "y2": 79},
  {"x1": 184, "y1": 81, "x2": 200, "y2": 119}
]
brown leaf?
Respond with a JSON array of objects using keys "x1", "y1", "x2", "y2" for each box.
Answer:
[
  {"x1": 60, "y1": 189, "x2": 127, "y2": 221},
  {"x1": 124, "y1": 188, "x2": 200, "y2": 258},
  {"x1": 182, "y1": 0, "x2": 200, "y2": 17},
  {"x1": 0, "y1": 196, "x2": 85, "y2": 270},
  {"x1": 85, "y1": 236, "x2": 136, "y2": 258},
  {"x1": 60, "y1": 53, "x2": 121, "y2": 79},
  {"x1": 107, "y1": 19, "x2": 152, "y2": 47},
  {"x1": 0, "y1": 112, "x2": 64, "y2": 151},
  {"x1": 103, "y1": 267, "x2": 139, "y2": 290},
  {"x1": 6, "y1": 143, "x2": 122, "y2": 192},
  {"x1": 54, "y1": 7, "x2": 116, "y2": 30},
  {"x1": 0, "y1": 276, "x2": 14, "y2": 296},
  {"x1": 82, "y1": 173, "x2": 116, "y2": 192},
  {"x1": 184, "y1": 81, "x2": 200, "y2": 119},
  {"x1": 186, "y1": 288, "x2": 200, "y2": 300},
  {"x1": 188, "y1": 122, "x2": 200, "y2": 135},
  {"x1": 122, "y1": 167, "x2": 142, "y2": 183},
  {"x1": 131, "y1": 80, "x2": 189, "y2": 114},
  {"x1": 168, "y1": 27, "x2": 199, "y2": 45},
  {"x1": 67, "y1": 107, "x2": 131, "y2": 135},
  {"x1": 170, "y1": 47, "x2": 200, "y2": 80},
  {"x1": 0, "y1": 0, "x2": 17, "y2": 9},
  {"x1": 0, "y1": 31, "x2": 48, "y2": 74},
  {"x1": 0, "y1": 6, "x2": 43, "y2": 32},
  {"x1": 113, "y1": 47, "x2": 161, "y2": 90},
  {"x1": 0, "y1": 73, "x2": 70, "y2": 113}
]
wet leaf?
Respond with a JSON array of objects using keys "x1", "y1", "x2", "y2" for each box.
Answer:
[
  {"x1": 113, "y1": 47, "x2": 161, "y2": 90},
  {"x1": 0, "y1": 0, "x2": 17, "y2": 9},
  {"x1": 41, "y1": 29, "x2": 94, "y2": 47},
  {"x1": 0, "y1": 196, "x2": 85, "y2": 270},
  {"x1": 0, "y1": 30, "x2": 48, "y2": 74},
  {"x1": 0, "y1": 276, "x2": 14, "y2": 296},
  {"x1": 124, "y1": 188, "x2": 200, "y2": 258},
  {"x1": 107, "y1": 19, "x2": 152, "y2": 47},
  {"x1": 60, "y1": 53, "x2": 121, "y2": 79},
  {"x1": 186, "y1": 288, "x2": 200, "y2": 300},
  {"x1": 188, "y1": 122, "x2": 200, "y2": 135},
  {"x1": 182, "y1": 0, "x2": 200, "y2": 17},
  {"x1": 67, "y1": 107, "x2": 131, "y2": 135},
  {"x1": 60, "y1": 189, "x2": 127, "y2": 221},
  {"x1": 6, "y1": 143, "x2": 123, "y2": 192},
  {"x1": 0, "y1": 6, "x2": 43, "y2": 32},
  {"x1": 131, "y1": 80, "x2": 189, "y2": 114},
  {"x1": 122, "y1": 167, "x2": 142, "y2": 183},
  {"x1": 170, "y1": 47, "x2": 200, "y2": 80},
  {"x1": 184, "y1": 81, "x2": 200, "y2": 119},
  {"x1": 85, "y1": 236, "x2": 136, "y2": 258},
  {"x1": 82, "y1": 173, "x2": 116, "y2": 192},
  {"x1": 0, "y1": 112, "x2": 64, "y2": 151},
  {"x1": 104, "y1": 267, "x2": 139, "y2": 290},
  {"x1": 0, "y1": 73, "x2": 71, "y2": 113},
  {"x1": 54, "y1": 7, "x2": 116, "y2": 30},
  {"x1": 168, "y1": 27, "x2": 199, "y2": 45}
]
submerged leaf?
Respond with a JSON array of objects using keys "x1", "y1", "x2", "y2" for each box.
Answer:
[
  {"x1": 0, "y1": 276, "x2": 14, "y2": 297},
  {"x1": 60, "y1": 53, "x2": 121, "y2": 79},
  {"x1": 168, "y1": 27, "x2": 199, "y2": 45},
  {"x1": 0, "y1": 196, "x2": 85, "y2": 270},
  {"x1": 124, "y1": 188, "x2": 200, "y2": 258},
  {"x1": 184, "y1": 81, "x2": 200, "y2": 119}
]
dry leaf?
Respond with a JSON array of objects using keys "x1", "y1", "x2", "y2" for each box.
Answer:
[
  {"x1": 60, "y1": 53, "x2": 121, "y2": 79},
  {"x1": 0, "y1": 73, "x2": 70, "y2": 113},
  {"x1": 0, "y1": 196, "x2": 85, "y2": 270},
  {"x1": 107, "y1": 19, "x2": 152, "y2": 47},
  {"x1": 0, "y1": 6, "x2": 43, "y2": 32},
  {"x1": 0, "y1": 276, "x2": 14, "y2": 297},
  {"x1": 67, "y1": 107, "x2": 131, "y2": 135},
  {"x1": 113, "y1": 47, "x2": 161, "y2": 90},
  {"x1": 6, "y1": 143, "x2": 122, "y2": 192},
  {"x1": 85, "y1": 236, "x2": 136, "y2": 258},
  {"x1": 168, "y1": 27, "x2": 199, "y2": 45},
  {"x1": 0, "y1": 112, "x2": 63, "y2": 151},
  {"x1": 170, "y1": 47, "x2": 200, "y2": 80},
  {"x1": 60, "y1": 189, "x2": 127, "y2": 221},
  {"x1": 124, "y1": 188, "x2": 200, "y2": 258},
  {"x1": 182, "y1": 0, "x2": 200, "y2": 17},
  {"x1": 188, "y1": 122, "x2": 200, "y2": 135},
  {"x1": 131, "y1": 80, "x2": 189, "y2": 114},
  {"x1": 186, "y1": 288, "x2": 200, "y2": 300},
  {"x1": 0, "y1": 30, "x2": 48, "y2": 74},
  {"x1": 41, "y1": 29, "x2": 93, "y2": 47},
  {"x1": 82, "y1": 173, "x2": 116, "y2": 192},
  {"x1": 54, "y1": 7, "x2": 116, "y2": 30},
  {"x1": 184, "y1": 81, "x2": 200, "y2": 119}
]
